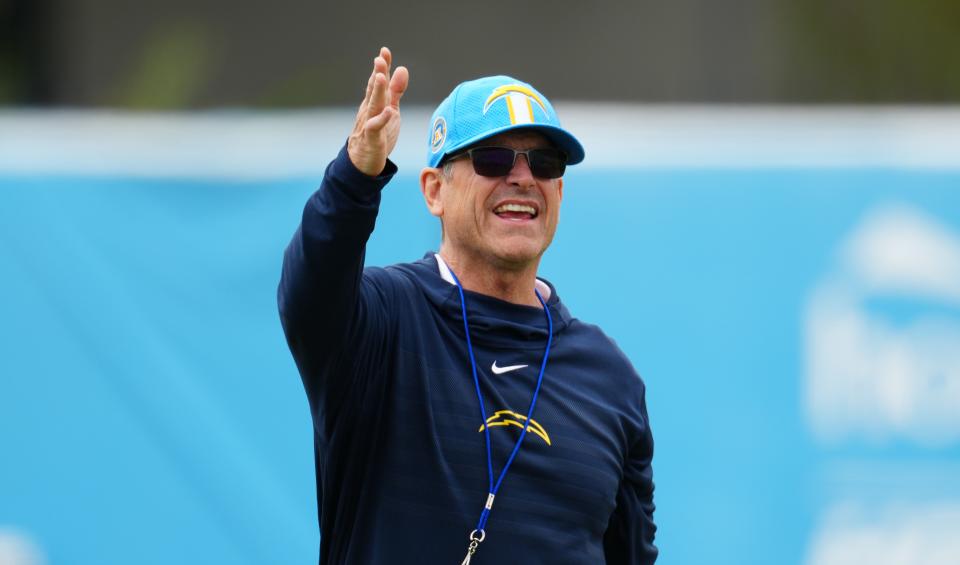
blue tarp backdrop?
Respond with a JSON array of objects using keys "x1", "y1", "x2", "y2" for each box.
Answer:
[{"x1": 2, "y1": 110, "x2": 960, "y2": 565}]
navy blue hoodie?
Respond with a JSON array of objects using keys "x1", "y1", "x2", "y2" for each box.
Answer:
[{"x1": 278, "y1": 145, "x2": 657, "y2": 564}]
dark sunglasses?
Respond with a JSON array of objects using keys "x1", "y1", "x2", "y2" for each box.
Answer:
[{"x1": 445, "y1": 146, "x2": 567, "y2": 179}]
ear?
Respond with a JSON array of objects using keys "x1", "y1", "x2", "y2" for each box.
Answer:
[
  {"x1": 557, "y1": 177, "x2": 564, "y2": 202},
  {"x1": 420, "y1": 167, "x2": 444, "y2": 218}
]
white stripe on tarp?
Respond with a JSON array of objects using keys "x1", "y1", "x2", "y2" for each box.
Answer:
[{"x1": 1, "y1": 105, "x2": 959, "y2": 179}]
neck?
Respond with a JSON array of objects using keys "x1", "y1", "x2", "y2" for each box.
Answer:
[{"x1": 438, "y1": 247, "x2": 543, "y2": 307}]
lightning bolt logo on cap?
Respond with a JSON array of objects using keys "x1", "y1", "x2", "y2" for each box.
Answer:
[{"x1": 482, "y1": 84, "x2": 549, "y2": 125}]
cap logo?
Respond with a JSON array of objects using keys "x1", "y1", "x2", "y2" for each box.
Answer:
[
  {"x1": 430, "y1": 116, "x2": 447, "y2": 154},
  {"x1": 482, "y1": 84, "x2": 548, "y2": 126}
]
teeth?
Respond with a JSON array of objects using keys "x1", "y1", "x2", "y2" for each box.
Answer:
[{"x1": 494, "y1": 203, "x2": 537, "y2": 215}]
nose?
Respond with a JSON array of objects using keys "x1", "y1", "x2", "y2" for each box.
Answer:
[{"x1": 505, "y1": 152, "x2": 536, "y2": 188}]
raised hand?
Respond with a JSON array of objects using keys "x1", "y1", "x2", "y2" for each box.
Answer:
[{"x1": 348, "y1": 47, "x2": 409, "y2": 176}]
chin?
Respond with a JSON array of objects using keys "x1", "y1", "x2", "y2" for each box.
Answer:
[{"x1": 488, "y1": 239, "x2": 546, "y2": 268}]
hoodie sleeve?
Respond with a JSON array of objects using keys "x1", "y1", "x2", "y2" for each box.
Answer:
[
  {"x1": 277, "y1": 143, "x2": 397, "y2": 425},
  {"x1": 603, "y1": 383, "x2": 658, "y2": 564}
]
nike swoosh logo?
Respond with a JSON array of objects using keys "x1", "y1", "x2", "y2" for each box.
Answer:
[{"x1": 491, "y1": 361, "x2": 528, "y2": 375}]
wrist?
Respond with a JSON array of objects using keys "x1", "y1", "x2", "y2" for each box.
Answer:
[
  {"x1": 332, "y1": 142, "x2": 397, "y2": 192},
  {"x1": 347, "y1": 140, "x2": 387, "y2": 177}
]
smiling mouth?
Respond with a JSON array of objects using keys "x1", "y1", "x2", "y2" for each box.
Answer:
[{"x1": 493, "y1": 203, "x2": 539, "y2": 220}]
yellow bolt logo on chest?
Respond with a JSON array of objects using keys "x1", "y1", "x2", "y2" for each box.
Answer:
[{"x1": 479, "y1": 410, "x2": 551, "y2": 446}]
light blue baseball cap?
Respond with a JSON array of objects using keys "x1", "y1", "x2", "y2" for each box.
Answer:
[{"x1": 426, "y1": 75, "x2": 585, "y2": 168}]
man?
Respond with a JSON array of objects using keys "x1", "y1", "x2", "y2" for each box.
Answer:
[{"x1": 279, "y1": 47, "x2": 657, "y2": 564}]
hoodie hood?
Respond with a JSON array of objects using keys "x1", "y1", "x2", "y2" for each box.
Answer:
[{"x1": 388, "y1": 253, "x2": 573, "y2": 348}]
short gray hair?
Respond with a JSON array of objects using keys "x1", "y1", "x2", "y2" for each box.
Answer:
[{"x1": 441, "y1": 159, "x2": 455, "y2": 179}]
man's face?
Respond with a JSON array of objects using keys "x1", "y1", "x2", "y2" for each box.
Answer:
[{"x1": 429, "y1": 130, "x2": 565, "y2": 270}]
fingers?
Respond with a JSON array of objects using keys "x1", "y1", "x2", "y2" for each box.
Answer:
[
  {"x1": 389, "y1": 66, "x2": 409, "y2": 110},
  {"x1": 368, "y1": 71, "x2": 389, "y2": 119},
  {"x1": 380, "y1": 46, "x2": 391, "y2": 70},
  {"x1": 364, "y1": 62, "x2": 377, "y2": 99},
  {"x1": 361, "y1": 51, "x2": 390, "y2": 113},
  {"x1": 365, "y1": 106, "x2": 394, "y2": 133}
]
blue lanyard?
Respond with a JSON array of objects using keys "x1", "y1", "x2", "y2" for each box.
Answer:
[{"x1": 448, "y1": 268, "x2": 554, "y2": 563}]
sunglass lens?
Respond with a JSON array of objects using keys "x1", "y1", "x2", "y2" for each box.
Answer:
[
  {"x1": 466, "y1": 147, "x2": 568, "y2": 179},
  {"x1": 470, "y1": 147, "x2": 516, "y2": 177},
  {"x1": 529, "y1": 149, "x2": 566, "y2": 179}
]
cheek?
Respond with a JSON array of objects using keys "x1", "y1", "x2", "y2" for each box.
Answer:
[
  {"x1": 444, "y1": 191, "x2": 480, "y2": 234},
  {"x1": 462, "y1": 186, "x2": 490, "y2": 222},
  {"x1": 548, "y1": 208, "x2": 561, "y2": 231},
  {"x1": 547, "y1": 190, "x2": 562, "y2": 224},
  {"x1": 455, "y1": 194, "x2": 477, "y2": 221},
  {"x1": 447, "y1": 178, "x2": 494, "y2": 229}
]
